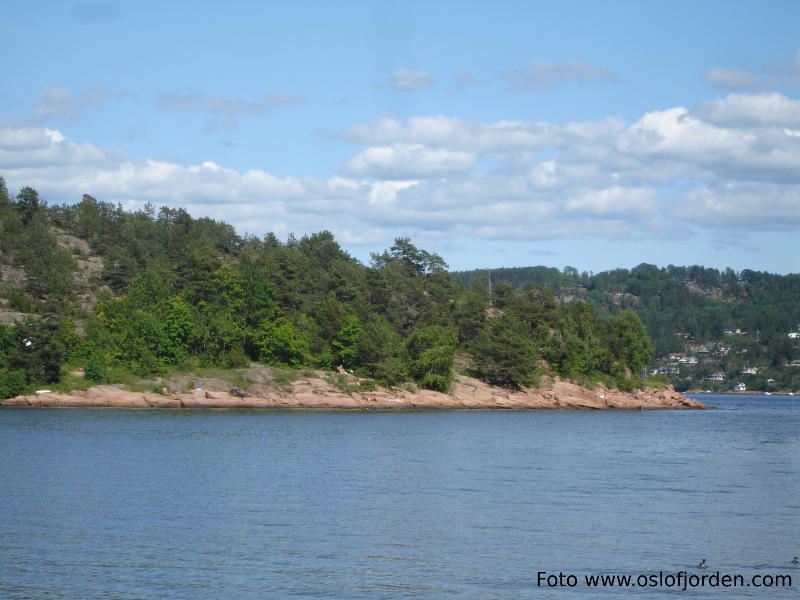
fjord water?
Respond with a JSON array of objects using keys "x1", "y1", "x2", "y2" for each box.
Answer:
[{"x1": 1, "y1": 395, "x2": 798, "y2": 599}]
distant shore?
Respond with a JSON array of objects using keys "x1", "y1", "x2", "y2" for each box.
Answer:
[
  {"x1": 686, "y1": 390, "x2": 795, "y2": 395},
  {"x1": 3, "y1": 373, "x2": 707, "y2": 411}
]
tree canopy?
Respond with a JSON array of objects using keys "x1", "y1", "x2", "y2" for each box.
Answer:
[{"x1": 1, "y1": 181, "x2": 741, "y2": 398}]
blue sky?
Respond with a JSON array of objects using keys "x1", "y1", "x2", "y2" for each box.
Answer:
[{"x1": 2, "y1": 0, "x2": 799, "y2": 273}]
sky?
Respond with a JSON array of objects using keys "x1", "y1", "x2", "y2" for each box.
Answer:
[{"x1": 1, "y1": 0, "x2": 799, "y2": 274}]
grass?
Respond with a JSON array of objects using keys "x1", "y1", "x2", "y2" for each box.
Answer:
[
  {"x1": 179, "y1": 366, "x2": 252, "y2": 390},
  {"x1": 47, "y1": 363, "x2": 261, "y2": 395},
  {"x1": 35, "y1": 361, "x2": 323, "y2": 398},
  {"x1": 272, "y1": 368, "x2": 301, "y2": 391},
  {"x1": 324, "y1": 373, "x2": 378, "y2": 395}
]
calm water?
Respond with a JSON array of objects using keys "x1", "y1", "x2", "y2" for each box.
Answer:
[{"x1": 1, "y1": 395, "x2": 798, "y2": 599}]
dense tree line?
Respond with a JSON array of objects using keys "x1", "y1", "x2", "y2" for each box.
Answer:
[
  {"x1": 453, "y1": 263, "x2": 800, "y2": 391},
  {"x1": 0, "y1": 180, "x2": 656, "y2": 397},
  {"x1": 453, "y1": 264, "x2": 800, "y2": 357}
]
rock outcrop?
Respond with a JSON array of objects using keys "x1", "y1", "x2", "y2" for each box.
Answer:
[{"x1": 2, "y1": 374, "x2": 707, "y2": 411}]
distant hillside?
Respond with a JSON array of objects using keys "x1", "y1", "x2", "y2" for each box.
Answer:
[{"x1": 451, "y1": 265, "x2": 800, "y2": 392}]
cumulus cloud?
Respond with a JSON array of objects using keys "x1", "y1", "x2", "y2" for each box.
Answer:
[
  {"x1": 390, "y1": 69, "x2": 435, "y2": 90},
  {"x1": 336, "y1": 92, "x2": 800, "y2": 235},
  {"x1": 0, "y1": 125, "x2": 371, "y2": 241},
  {"x1": 2, "y1": 91, "x2": 799, "y2": 250},
  {"x1": 501, "y1": 59, "x2": 619, "y2": 92},
  {"x1": 343, "y1": 143, "x2": 476, "y2": 178},
  {"x1": 617, "y1": 106, "x2": 800, "y2": 184},
  {"x1": 0, "y1": 127, "x2": 116, "y2": 168},
  {"x1": 677, "y1": 183, "x2": 800, "y2": 230},
  {"x1": 339, "y1": 114, "x2": 613, "y2": 152},
  {"x1": 693, "y1": 93, "x2": 800, "y2": 128},
  {"x1": 564, "y1": 187, "x2": 658, "y2": 219}
]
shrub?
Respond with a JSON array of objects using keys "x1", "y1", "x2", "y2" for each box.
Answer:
[{"x1": 0, "y1": 370, "x2": 27, "y2": 399}]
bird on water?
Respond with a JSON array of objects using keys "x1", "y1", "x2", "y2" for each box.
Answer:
[
  {"x1": 792, "y1": 556, "x2": 799, "y2": 564},
  {"x1": 697, "y1": 559, "x2": 708, "y2": 569}
]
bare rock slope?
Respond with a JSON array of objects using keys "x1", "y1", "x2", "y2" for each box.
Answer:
[{"x1": 3, "y1": 373, "x2": 706, "y2": 410}]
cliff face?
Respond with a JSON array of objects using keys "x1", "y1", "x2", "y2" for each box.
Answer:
[{"x1": 3, "y1": 374, "x2": 706, "y2": 410}]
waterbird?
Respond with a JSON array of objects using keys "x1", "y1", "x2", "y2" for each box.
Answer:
[
  {"x1": 792, "y1": 556, "x2": 799, "y2": 564},
  {"x1": 697, "y1": 559, "x2": 708, "y2": 569}
]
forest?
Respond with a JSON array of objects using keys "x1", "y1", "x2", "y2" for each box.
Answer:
[
  {"x1": 0, "y1": 178, "x2": 655, "y2": 399},
  {"x1": 452, "y1": 264, "x2": 800, "y2": 392}
]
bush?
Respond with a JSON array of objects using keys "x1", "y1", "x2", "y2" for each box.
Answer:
[
  {"x1": 0, "y1": 370, "x2": 27, "y2": 399},
  {"x1": 254, "y1": 317, "x2": 309, "y2": 368},
  {"x1": 84, "y1": 361, "x2": 106, "y2": 382}
]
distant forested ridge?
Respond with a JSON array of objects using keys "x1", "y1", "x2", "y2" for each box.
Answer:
[
  {"x1": 0, "y1": 179, "x2": 657, "y2": 398},
  {"x1": 452, "y1": 264, "x2": 800, "y2": 392}
]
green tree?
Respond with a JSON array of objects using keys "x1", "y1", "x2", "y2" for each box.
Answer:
[
  {"x1": 607, "y1": 310, "x2": 654, "y2": 378},
  {"x1": 5, "y1": 318, "x2": 65, "y2": 384},
  {"x1": 405, "y1": 325, "x2": 457, "y2": 392},
  {"x1": 16, "y1": 186, "x2": 42, "y2": 225},
  {"x1": 253, "y1": 317, "x2": 309, "y2": 368},
  {"x1": 0, "y1": 176, "x2": 11, "y2": 209},
  {"x1": 357, "y1": 316, "x2": 405, "y2": 385},
  {"x1": 332, "y1": 314, "x2": 363, "y2": 369},
  {"x1": 469, "y1": 316, "x2": 537, "y2": 389}
]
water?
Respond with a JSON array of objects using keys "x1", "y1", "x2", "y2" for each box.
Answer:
[{"x1": 1, "y1": 395, "x2": 798, "y2": 599}]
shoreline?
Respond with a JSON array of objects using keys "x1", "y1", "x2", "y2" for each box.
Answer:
[
  {"x1": 3, "y1": 374, "x2": 708, "y2": 411},
  {"x1": 686, "y1": 390, "x2": 795, "y2": 395}
]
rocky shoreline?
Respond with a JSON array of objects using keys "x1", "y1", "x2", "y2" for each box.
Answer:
[{"x1": 2, "y1": 373, "x2": 707, "y2": 411}]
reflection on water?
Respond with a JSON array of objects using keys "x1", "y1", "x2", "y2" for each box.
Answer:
[{"x1": 1, "y1": 394, "x2": 798, "y2": 599}]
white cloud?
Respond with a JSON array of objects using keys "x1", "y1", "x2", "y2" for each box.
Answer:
[
  {"x1": 693, "y1": 93, "x2": 800, "y2": 128},
  {"x1": 677, "y1": 183, "x2": 800, "y2": 230},
  {"x1": 617, "y1": 105, "x2": 800, "y2": 182},
  {"x1": 0, "y1": 127, "x2": 114, "y2": 168},
  {"x1": 339, "y1": 114, "x2": 617, "y2": 153},
  {"x1": 390, "y1": 69, "x2": 434, "y2": 90},
  {"x1": 501, "y1": 59, "x2": 619, "y2": 92},
  {"x1": 565, "y1": 187, "x2": 658, "y2": 219},
  {"x1": 343, "y1": 143, "x2": 476, "y2": 178},
  {"x1": 2, "y1": 91, "x2": 799, "y2": 251}
]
